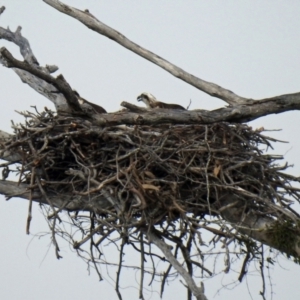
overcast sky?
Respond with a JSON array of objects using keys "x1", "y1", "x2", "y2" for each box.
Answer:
[{"x1": 0, "y1": 1, "x2": 300, "y2": 299}]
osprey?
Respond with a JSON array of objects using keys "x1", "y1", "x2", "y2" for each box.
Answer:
[
  {"x1": 137, "y1": 92, "x2": 186, "y2": 110},
  {"x1": 74, "y1": 90, "x2": 107, "y2": 114}
]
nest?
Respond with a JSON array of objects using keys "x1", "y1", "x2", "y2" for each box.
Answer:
[
  {"x1": 3, "y1": 108, "x2": 300, "y2": 294},
  {"x1": 3, "y1": 109, "x2": 299, "y2": 225}
]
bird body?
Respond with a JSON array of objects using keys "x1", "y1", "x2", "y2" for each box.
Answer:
[
  {"x1": 74, "y1": 90, "x2": 107, "y2": 114},
  {"x1": 137, "y1": 92, "x2": 186, "y2": 110}
]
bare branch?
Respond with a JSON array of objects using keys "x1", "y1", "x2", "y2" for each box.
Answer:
[
  {"x1": 120, "y1": 101, "x2": 148, "y2": 113},
  {"x1": 147, "y1": 230, "x2": 208, "y2": 300},
  {"x1": 43, "y1": 0, "x2": 249, "y2": 106},
  {"x1": 0, "y1": 180, "x2": 112, "y2": 212},
  {"x1": 0, "y1": 16, "x2": 38, "y2": 65},
  {"x1": 0, "y1": 15, "x2": 73, "y2": 112},
  {"x1": 0, "y1": 47, "x2": 83, "y2": 114},
  {"x1": 42, "y1": 0, "x2": 300, "y2": 114},
  {"x1": 90, "y1": 96, "x2": 300, "y2": 126},
  {"x1": 220, "y1": 195, "x2": 300, "y2": 257}
]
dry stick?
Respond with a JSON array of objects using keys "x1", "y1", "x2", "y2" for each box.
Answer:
[
  {"x1": 95, "y1": 228, "x2": 115, "y2": 247},
  {"x1": 26, "y1": 126, "x2": 62, "y2": 258},
  {"x1": 36, "y1": 177, "x2": 62, "y2": 259},
  {"x1": 129, "y1": 241, "x2": 167, "y2": 264},
  {"x1": 27, "y1": 140, "x2": 61, "y2": 221},
  {"x1": 181, "y1": 234, "x2": 194, "y2": 300},
  {"x1": 204, "y1": 126, "x2": 212, "y2": 215},
  {"x1": 238, "y1": 247, "x2": 251, "y2": 282},
  {"x1": 73, "y1": 223, "x2": 103, "y2": 249},
  {"x1": 47, "y1": 198, "x2": 73, "y2": 219},
  {"x1": 26, "y1": 167, "x2": 35, "y2": 234},
  {"x1": 259, "y1": 246, "x2": 267, "y2": 300},
  {"x1": 120, "y1": 102, "x2": 148, "y2": 113},
  {"x1": 160, "y1": 244, "x2": 180, "y2": 298},
  {"x1": 116, "y1": 239, "x2": 125, "y2": 300},
  {"x1": 147, "y1": 244, "x2": 157, "y2": 287},
  {"x1": 27, "y1": 140, "x2": 61, "y2": 219},
  {"x1": 89, "y1": 213, "x2": 103, "y2": 281},
  {"x1": 43, "y1": 0, "x2": 249, "y2": 106},
  {"x1": 0, "y1": 12, "x2": 40, "y2": 66},
  {"x1": 223, "y1": 239, "x2": 230, "y2": 274},
  {"x1": 69, "y1": 146, "x2": 92, "y2": 200},
  {"x1": 190, "y1": 260, "x2": 213, "y2": 277},
  {"x1": 139, "y1": 234, "x2": 145, "y2": 300},
  {"x1": 147, "y1": 230, "x2": 208, "y2": 300}
]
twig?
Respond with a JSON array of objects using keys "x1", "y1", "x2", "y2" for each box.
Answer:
[
  {"x1": 259, "y1": 246, "x2": 267, "y2": 300},
  {"x1": 160, "y1": 245, "x2": 180, "y2": 297},
  {"x1": 204, "y1": 126, "x2": 212, "y2": 215},
  {"x1": 26, "y1": 167, "x2": 35, "y2": 234},
  {"x1": 139, "y1": 234, "x2": 145, "y2": 300},
  {"x1": 116, "y1": 239, "x2": 125, "y2": 300}
]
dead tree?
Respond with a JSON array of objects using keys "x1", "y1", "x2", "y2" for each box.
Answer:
[{"x1": 1, "y1": 2, "x2": 300, "y2": 300}]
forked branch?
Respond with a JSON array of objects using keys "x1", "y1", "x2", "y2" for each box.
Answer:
[
  {"x1": 147, "y1": 230, "x2": 208, "y2": 300},
  {"x1": 43, "y1": 0, "x2": 248, "y2": 106}
]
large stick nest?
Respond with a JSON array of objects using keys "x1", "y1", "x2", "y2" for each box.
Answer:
[
  {"x1": 3, "y1": 108, "x2": 300, "y2": 295},
  {"x1": 4, "y1": 109, "x2": 299, "y2": 225}
]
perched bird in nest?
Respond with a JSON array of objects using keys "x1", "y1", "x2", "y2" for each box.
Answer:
[
  {"x1": 74, "y1": 90, "x2": 107, "y2": 114},
  {"x1": 137, "y1": 92, "x2": 186, "y2": 110}
]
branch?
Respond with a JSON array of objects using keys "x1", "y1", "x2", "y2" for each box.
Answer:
[
  {"x1": 147, "y1": 229, "x2": 208, "y2": 300},
  {"x1": 91, "y1": 96, "x2": 300, "y2": 126},
  {"x1": 0, "y1": 180, "x2": 112, "y2": 213},
  {"x1": 220, "y1": 194, "x2": 300, "y2": 257},
  {"x1": 2, "y1": 3, "x2": 300, "y2": 124},
  {"x1": 43, "y1": 0, "x2": 300, "y2": 117},
  {"x1": 43, "y1": 0, "x2": 249, "y2": 106},
  {"x1": 0, "y1": 47, "x2": 83, "y2": 114},
  {"x1": 0, "y1": 13, "x2": 73, "y2": 113},
  {"x1": 120, "y1": 101, "x2": 148, "y2": 113},
  {"x1": 0, "y1": 9, "x2": 39, "y2": 66}
]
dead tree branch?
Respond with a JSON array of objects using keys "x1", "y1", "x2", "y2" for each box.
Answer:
[
  {"x1": 42, "y1": 0, "x2": 248, "y2": 106},
  {"x1": 147, "y1": 230, "x2": 207, "y2": 300},
  {"x1": 0, "y1": 47, "x2": 83, "y2": 114},
  {"x1": 42, "y1": 0, "x2": 300, "y2": 114},
  {"x1": 0, "y1": 6, "x2": 299, "y2": 124}
]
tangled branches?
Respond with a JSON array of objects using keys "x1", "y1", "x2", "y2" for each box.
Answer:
[{"x1": 1, "y1": 108, "x2": 300, "y2": 298}]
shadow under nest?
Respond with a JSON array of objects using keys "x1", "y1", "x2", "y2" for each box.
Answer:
[{"x1": 4, "y1": 108, "x2": 300, "y2": 229}]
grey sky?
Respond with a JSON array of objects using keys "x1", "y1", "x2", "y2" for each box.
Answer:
[{"x1": 0, "y1": 1, "x2": 299, "y2": 299}]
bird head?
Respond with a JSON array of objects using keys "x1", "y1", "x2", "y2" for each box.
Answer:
[{"x1": 137, "y1": 92, "x2": 157, "y2": 108}]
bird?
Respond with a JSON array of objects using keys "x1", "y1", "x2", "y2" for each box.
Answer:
[
  {"x1": 137, "y1": 92, "x2": 186, "y2": 110},
  {"x1": 74, "y1": 90, "x2": 107, "y2": 114}
]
